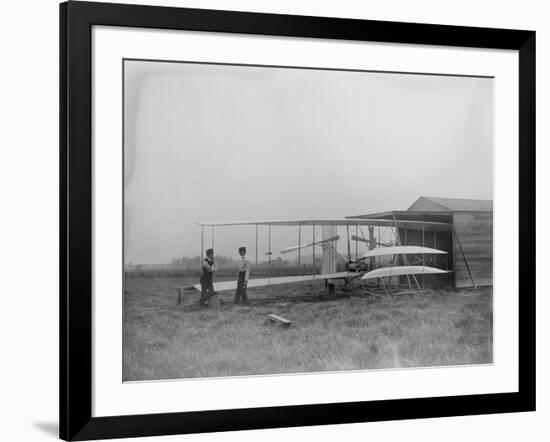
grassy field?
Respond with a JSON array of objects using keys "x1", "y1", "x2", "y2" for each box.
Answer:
[{"x1": 123, "y1": 275, "x2": 493, "y2": 381}]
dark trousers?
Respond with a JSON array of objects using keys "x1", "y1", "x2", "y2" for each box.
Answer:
[
  {"x1": 234, "y1": 271, "x2": 248, "y2": 304},
  {"x1": 199, "y1": 276, "x2": 214, "y2": 306}
]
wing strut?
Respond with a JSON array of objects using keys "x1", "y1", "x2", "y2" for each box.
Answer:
[
  {"x1": 312, "y1": 222, "x2": 316, "y2": 279},
  {"x1": 298, "y1": 223, "x2": 302, "y2": 270},
  {"x1": 355, "y1": 223, "x2": 359, "y2": 261},
  {"x1": 268, "y1": 224, "x2": 272, "y2": 282},
  {"x1": 346, "y1": 225, "x2": 351, "y2": 262},
  {"x1": 200, "y1": 225, "x2": 204, "y2": 269},
  {"x1": 422, "y1": 224, "x2": 425, "y2": 289},
  {"x1": 255, "y1": 224, "x2": 258, "y2": 268}
]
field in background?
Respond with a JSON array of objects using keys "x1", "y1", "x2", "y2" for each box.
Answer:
[{"x1": 123, "y1": 275, "x2": 492, "y2": 381}]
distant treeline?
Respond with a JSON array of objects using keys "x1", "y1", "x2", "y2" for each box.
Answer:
[{"x1": 124, "y1": 255, "x2": 326, "y2": 278}]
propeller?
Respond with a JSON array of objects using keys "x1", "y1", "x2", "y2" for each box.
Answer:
[
  {"x1": 350, "y1": 235, "x2": 394, "y2": 247},
  {"x1": 280, "y1": 235, "x2": 340, "y2": 254}
]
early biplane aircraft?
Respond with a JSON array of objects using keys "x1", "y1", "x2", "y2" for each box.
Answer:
[{"x1": 193, "y1": 217, "x2": 453, "y2": 296}]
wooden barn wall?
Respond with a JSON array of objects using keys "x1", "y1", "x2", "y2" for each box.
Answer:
[
  {"x1": 452, "y1": 212, "x2": 493, "y2": 288},
  {"x1": 397, "y1": 226, "x2": 454, "y2": 287}
]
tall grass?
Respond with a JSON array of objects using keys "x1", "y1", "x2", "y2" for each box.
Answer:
[{"x1": 123, "y1": 276, "x2": 492, "y2": 381}]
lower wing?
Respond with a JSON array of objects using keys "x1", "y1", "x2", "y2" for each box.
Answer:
[{"x1": 193, "y1": 271, "x2": 356, "y2": 292}]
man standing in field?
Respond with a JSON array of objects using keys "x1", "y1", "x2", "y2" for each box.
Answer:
[
  {"x1": 199, "y1": 248, "x2": 216, "y2": 307},
  {"x1": 234, "y1": 246, "x2": 250, "y2": 305}
]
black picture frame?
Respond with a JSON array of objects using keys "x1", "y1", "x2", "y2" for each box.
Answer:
[{"x1": 60, "y1": 1, "x2": 536, "y2": 440}]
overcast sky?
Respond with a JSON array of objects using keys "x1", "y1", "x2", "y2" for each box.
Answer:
[{"x1": 124, "y1": 60, "x2": 493, "y2": 264}]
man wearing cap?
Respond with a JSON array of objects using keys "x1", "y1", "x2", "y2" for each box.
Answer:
[
  {"x1": 234, "y1": 246, "x2": 250, "y2": 305},
  {"x1": 199, "y1": 248, "x2": 216, "y2": 307}
]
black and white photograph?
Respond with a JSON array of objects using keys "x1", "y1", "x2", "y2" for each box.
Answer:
[
  {"x1": 0, "y1": 0, "x2": 544, "y2": 439},
  {"x1": 123, "y1": 59, "x2": 494, "y2": 381}
]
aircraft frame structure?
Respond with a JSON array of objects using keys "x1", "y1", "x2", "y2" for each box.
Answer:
[{"x1": 194, "y1": 217, "x2": 471, "y2": 296}]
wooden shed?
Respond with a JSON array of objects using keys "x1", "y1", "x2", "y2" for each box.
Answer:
[{"x1": 347, "y1": 196, "x2": 493, "y2": 288}]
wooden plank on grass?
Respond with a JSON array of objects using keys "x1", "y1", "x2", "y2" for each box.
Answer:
[{"x1": 268, "y1": 314, "x2": 292, "y2": 326}]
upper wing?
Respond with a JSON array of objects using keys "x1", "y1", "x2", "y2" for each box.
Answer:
[{"x1": 197, "y1": 218, "x2": 451, "y2": 228}]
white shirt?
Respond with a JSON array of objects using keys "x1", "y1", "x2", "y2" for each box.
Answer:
[
  {"x1": 202, "y1": 258, "x2": 216, "y2": 272},
  {"x1": 237, "y1": 256, "x2": 250, "y2": 281}
]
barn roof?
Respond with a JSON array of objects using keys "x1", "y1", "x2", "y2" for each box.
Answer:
[{"x1": 407, "y1": 196, "x2": 493, "y2": 212}]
